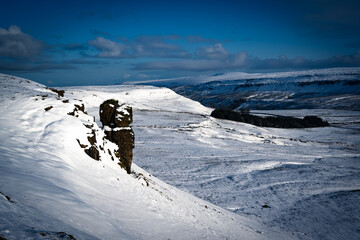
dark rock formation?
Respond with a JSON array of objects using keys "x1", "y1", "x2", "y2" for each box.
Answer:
[
  {"x1": 87, "y1": 129, "x2": 96, "y2": 145},
  {"x1": 49, "y1": 87, "x2": 65, "y2": 97},
  {"x1": 70, "y1": 104, "x2": 100, "y2": 161},
  {"x1": 44, "y1": 106, "x2": 53, "y2": 111},
  {"x1": 67, "y1": 104, "x2": 87, "y2": 117},
  {"x1": 99, "y1": 99, "x2": 132, "y2": 127},
  {"x1": 106, "y1": 129, "x2": 134, "y2": 173},
  {"x1": 100, "y1": 99, "x2": 134, "y2": 174},
  {"x1": 211, "y1": 108, "x2": 329, "y2": 128},
  {"x1": 85, "y1": 146, "x2": 100, "y2": 161},
  {"x1": 74, "y1": 104, "x2": 86, "y2": 114},
  {"x1": 39, "y1": 231, "x2": 76, "y2": 240},
  {"x1": 99, "y1": 99, "x2": 119, "y2": 127}
]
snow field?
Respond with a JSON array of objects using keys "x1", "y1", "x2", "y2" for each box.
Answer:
[{"x1": 1, "y1": 74, "x2": 287, "y2": 239}]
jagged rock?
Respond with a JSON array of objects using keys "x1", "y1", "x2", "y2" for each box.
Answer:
[
  {"x1": 114, "y1": 105, "x2": 133, "y2": 127},
  {"x1": 70, "y1": 105, "x2": 100, "y2": 161},
  {"x1": 87, "y1": 129, "x2": 96, "y2": 145},
  {"x1": 83, "y1": 123, "x2": 93, "y2": 129},
  {"x1": 100, "y1": 99, "x2": 134, "y2": 174},
  {"x1": 99, "y1": 99, "x2": 119, "y2": 127},
  {"x1": 85, "y1": 146, "x2": 100, "y2": 161},
  {"x1": 68, "y1": 103, "x2": 87, "y2": 117},
  {"x1": 74, "y1": 104, "x2": 86, "y2": 114},
  {"x1": 49, "y1": 87, "x2": 65, "y2": 97},
  {"x1": 105, "y1": 128, "x2": 134, "y2": 173},
  {"x1": 99, "y1": 99, "x2": 132, "y2": 127},
  {"x1": 76, "y1": 139, "x2": 88, "y2": 148},
  {"x1": 104, "y1": 128, "x2": 134, "y2": 148}
]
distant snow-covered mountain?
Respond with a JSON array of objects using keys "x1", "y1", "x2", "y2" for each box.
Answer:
[
  {"x1": 172, "y1": 67, "x2": 360, "y2": 110},
  {"x1": 128, "y1": 68, "x2": 360, "y2": 110}
]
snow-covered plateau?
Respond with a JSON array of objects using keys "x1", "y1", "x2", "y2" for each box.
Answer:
[
  {"x1": 169, "y1": 67, "x2": 360, "y2": 110},
  {"x1": 1, "y1": 69, "x2": 359, "y2": 240}
]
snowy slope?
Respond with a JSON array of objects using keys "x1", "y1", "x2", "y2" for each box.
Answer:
[
  {"x1": 130, "y1": 107, "x2": 360, "y2": 240},
  {"x1": 0, "y1": 74, "x2": 289, "y2": 240},
  {"x1": 114, "y1": 69, "x2": 359, "y2": 239},
  {"x1": 1, "y1": 73, "x2": 359, "y2": 240}
]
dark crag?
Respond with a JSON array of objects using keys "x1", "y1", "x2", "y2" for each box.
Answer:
[
  {"x1": 99, "y1": 99, "x2": 134, "y2": 173},
  {"x1": 211, "y1": 108, "x2": 329, "y2": 128}
]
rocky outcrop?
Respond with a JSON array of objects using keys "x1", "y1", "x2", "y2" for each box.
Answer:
[
  {"x1": 85, "y1": 145, "x2": 100, "y2": 160},
  {"x1": 100, "y1": 99, "x2": 134, "y2": 174},
  {"x1": 99, "y1": 99, "x2": 132, "y2": 127},
  {"x1": 48, "y1": 87, "x2": 65, "y2": 97},
  {"x1": 211, "y1": 108, "x2": 329, "y2": 128},
  {"x1": 72, "y1": 103, "x2": 100, "y2": 161},
  {"x1": 67, "y1": 103, "x2": 88, "y2": 117}
]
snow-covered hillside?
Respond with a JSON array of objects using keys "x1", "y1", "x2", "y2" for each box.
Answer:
[
  {"x1": 1, "y1": 73, "x2": 359, "y2": 240},
  {"x1": 171, "y1": 67, "x2": 360, "y2": 110},
  {"x1": 0, "y1": 74, "x2": 287, "y2": 240}
]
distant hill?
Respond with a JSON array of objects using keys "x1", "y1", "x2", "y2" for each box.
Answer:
[{"x1": 169, "y1": 68, "x2": 360, "y2": 110}]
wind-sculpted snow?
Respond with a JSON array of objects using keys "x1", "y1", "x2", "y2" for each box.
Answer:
[
  {"x1": 132, "y1": 107, "x2": 360, "y2": 240},
  {"x1": 0, "y1": 74, "x2": 284, "y2": 240},
  {"x1": 1, "y1": 73, "x2": 359, "y2": 240},
  {"x1": 70, "y1": 75, "x2": 359, "y2": 240}
]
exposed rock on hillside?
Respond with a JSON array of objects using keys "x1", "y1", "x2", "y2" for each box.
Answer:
[
  {"x1": 68, "y1": 103, "x2": 100, "y2": 161},
  {"x1": 100, "y1": 99, "x2": 134, "y2": 174},
  {"x1": 48, "y1": 87, "x2": 65, "y2": 98},
  {"x1": 211, "y1": 108, "x2": 329, "y2": 128},
  {"x1": 67, "y1": 104, "x2": 89, "y2": 118},
  {"x1": 84, "y1": 145, "x2": 100, "y2": 161}
]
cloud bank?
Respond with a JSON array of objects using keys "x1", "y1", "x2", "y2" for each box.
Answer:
[
  {"x1": 0, "y1": 25, "x2": 359, "y2": 74},
  {"x1": 88, "y1": 37, "x2": 129, "y2": 58},
  {"x1": 87, "y1": 35, "x2": 190, "y2": 59},
  {"x1": 135, "y1": 50, "x2": 360, "y2": 72},
  {"x1": 0, "y1": 25, "x2": 45, "y2": 59}
]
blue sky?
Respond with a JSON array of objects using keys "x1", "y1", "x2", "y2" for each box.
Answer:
[{"x1": 0, "y1": 0, "x2": 360, "y2": 86}]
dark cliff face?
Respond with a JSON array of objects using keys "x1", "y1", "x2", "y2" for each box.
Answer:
[{"x1": 100, "y1": 99, "x2": 134, "y2": 174}]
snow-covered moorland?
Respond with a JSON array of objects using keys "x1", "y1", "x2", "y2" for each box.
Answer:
[
  {"x1": 0, "y1": 71, "x2": 359, "y2": 239},
  {"x1": 0, "y1": 74, "x2": 287, "y2": 240},
  {"x1": 170, "y1": 67, "x2": 360, "y2": 111}
]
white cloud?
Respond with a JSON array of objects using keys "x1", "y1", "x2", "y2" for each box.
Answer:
[
  {"x1": 88, "y1": 37, "x2": 129, "y2": 58},
  {"x1": 0, "y1": 25, "x2": 45, "y2": 59},
  {"x1": 231, "y1": 51, "x2": 248, "y2": 66},
  {"x1": 135, "y1": 59, "x2": 234, "y2": 71},
  {"x1": 129, "y1": 35, "x2": 191, "y2": 58},
  {"x1": 135, "y1": 47, "x2": 248, "y2": 71},
  {"x1": 88, "y1": 35, "x2": 190, "y2": 59},
  {"x1": 123, "y1": 73, "x2": 131, "y2": 79},
  {"x1": 195, "y1": 43, "x2": 230, "y2": 60}
]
